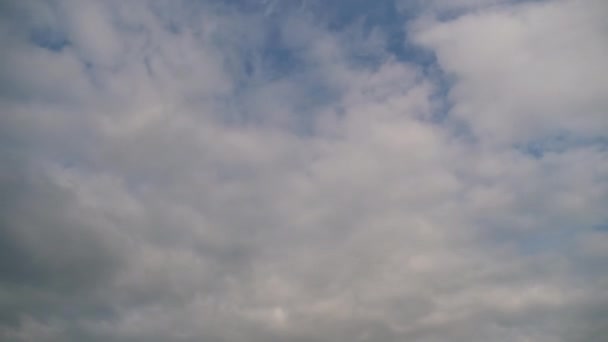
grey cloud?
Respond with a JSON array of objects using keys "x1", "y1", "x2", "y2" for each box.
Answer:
[{"x1": 1, "y1": 0, "x2": 607, "y2": 341}]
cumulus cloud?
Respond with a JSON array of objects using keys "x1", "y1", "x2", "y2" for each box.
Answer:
[
  {"x1": 0, "y1": 0, "x2": 606, "y2": 341},
  {"x1": 412, "y1": 0, "x2": 608, "y2": 145}
]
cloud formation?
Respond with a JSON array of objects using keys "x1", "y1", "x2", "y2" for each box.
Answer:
[{"x1": 1, "y1": 0, "x2": 607, "y2": 341}]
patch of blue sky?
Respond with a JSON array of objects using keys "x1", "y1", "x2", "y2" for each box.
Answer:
[
  {"x1": 517, "y1": 229, "x2": 581, "y2": 256},
  {"x1": 205, "y1": 0, "x2": 427, "y2": 70},
  {"x1": 301, "y1": 0, "x2": 455, "y2": 124},
  {"x1": 148, "y1": 0, "x2": 459, "y2": 134},
  {"x1": 481, "y1": 221, "x2": 584, "y2": 257},
  {"x1": 255, "y1": 20, "x2": 302, "y2": 79},
  {"x1": 302, "y1": 0, "x2": 434, "y2": 65},
  {"x1": 594, "y1": 223, "x2": 608, "y2": 232},
  {"x1": 516, "y1": 135, "x2": 608, "y2": 159},
  {"x1": 0, "y1": 1, "x2": 66, "y2": 53},
  {"x1": 149, "y1": 0, "x2": 212, "y2": 34},
  {"x1": 29, "y1": 27, "x2": 70, "y2": 52}
]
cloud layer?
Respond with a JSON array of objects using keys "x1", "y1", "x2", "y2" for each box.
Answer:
[{"x1": 1, "y1": 0, "x2": 607, "y2": 341}]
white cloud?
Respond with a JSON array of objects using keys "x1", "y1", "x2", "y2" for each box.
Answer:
[
  {"x1": 0, "y1": 0, "x2": 606, "y2": 341},
  {"x1": 412, "y1": 0, "x2": 608, "y2": 145}
]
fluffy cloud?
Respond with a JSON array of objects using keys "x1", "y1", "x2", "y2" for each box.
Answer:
[
  {"x1": 413, "y1": 0, "x2": 608, "y2": 145},
  {"x1": 0, "y1": 0, "x2": 606, "y2": 341}
]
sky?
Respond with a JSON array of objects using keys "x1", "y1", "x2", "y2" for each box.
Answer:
[{"x1": 0, "y1": 0, "x2": 607, "y2": 341}]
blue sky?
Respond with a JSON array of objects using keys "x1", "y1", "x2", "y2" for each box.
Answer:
[{"x1": 1, "y1": 0, "x2": 607, "y2": 341}]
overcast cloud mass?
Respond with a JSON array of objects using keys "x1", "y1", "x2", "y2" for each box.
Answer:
[{"x1": 0, "y1": 0, "x2": 607, "y2": 341}]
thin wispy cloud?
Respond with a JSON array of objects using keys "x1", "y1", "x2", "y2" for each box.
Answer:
[{"x1": 1, "y1": 0, "x2": 607, "y2": 341}]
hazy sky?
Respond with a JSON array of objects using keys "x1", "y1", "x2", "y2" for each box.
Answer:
[{"x1": 1, "y1": 0, "x2": 607, "y2": 341}]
